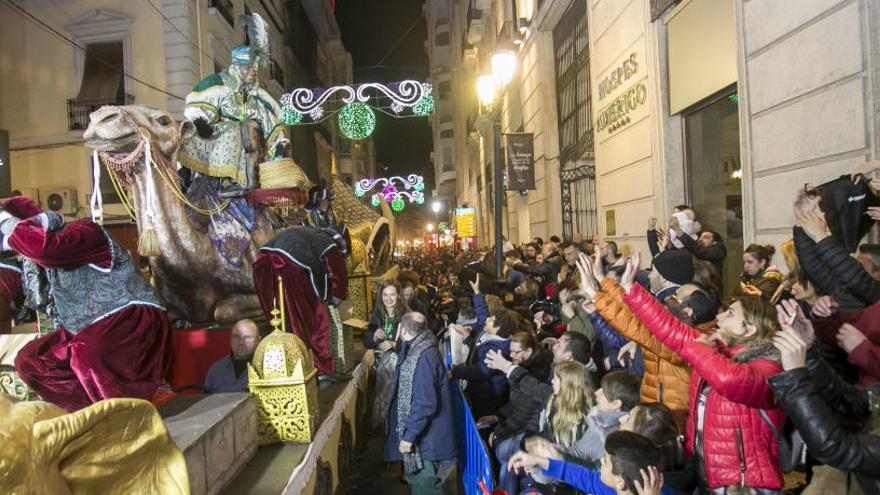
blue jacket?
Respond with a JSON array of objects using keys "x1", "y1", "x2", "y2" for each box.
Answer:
[
  {"x1": 385, "y1": 338, "x2": 457, "y2": 462},
  {"x1": 543, "y1": 459, "x2": 673, "y2": 495},
  {"x1": 589, "y1": 312, "x2": 644, "y2": 376},
  {"x1": 450, "y1": 293, "x2": 511, "y2": 417}
]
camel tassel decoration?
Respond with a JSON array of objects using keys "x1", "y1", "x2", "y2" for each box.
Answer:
[{"x1": 138, "y1": 129, "x2": 161, "y2": 257}]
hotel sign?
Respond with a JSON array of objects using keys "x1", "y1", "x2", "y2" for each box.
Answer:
[{"x1": 595, "y1": 78, "x2": 648, "y2": 142}]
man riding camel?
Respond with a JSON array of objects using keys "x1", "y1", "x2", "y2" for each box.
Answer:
[{"x1": 179, "y1": 14, "x2": 286, "y2": 197}]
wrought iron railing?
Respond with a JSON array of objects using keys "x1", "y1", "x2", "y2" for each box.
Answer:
[{"x1": 67, "y1": 93, "x2": 134, "y2": 131}]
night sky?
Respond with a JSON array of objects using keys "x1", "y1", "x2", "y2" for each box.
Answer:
[{"x1": 334, "y1": 0, "x2": 435, "y2": 235}]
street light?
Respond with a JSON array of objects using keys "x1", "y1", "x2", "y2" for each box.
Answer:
[
  {"x1": 431, "y1": 200, "x2": 441, "y2": 215},
  {"x1": 478, "y1": 39, "x2": 517, "y2": 281},
  {"x1": 426, "y1": 223, "x2": 434, "y2": 232}
]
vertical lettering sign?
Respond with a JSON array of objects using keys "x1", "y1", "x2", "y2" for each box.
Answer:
[{"x1": 505, "y1": 133, "x2": 535, "y2": 190}]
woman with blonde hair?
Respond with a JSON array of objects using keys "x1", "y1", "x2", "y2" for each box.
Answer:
[{"x1": 497, "y1": 360, "x2": 594, "y2": 494}]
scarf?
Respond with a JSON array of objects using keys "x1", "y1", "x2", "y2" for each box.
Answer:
[{"x1": 396, "y1": 330, "x2": 438, "y2": 473}]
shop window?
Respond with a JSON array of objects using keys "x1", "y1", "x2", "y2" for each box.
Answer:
[{"x1": 684, "y1": 89, "x2": 742, "y2": 296}]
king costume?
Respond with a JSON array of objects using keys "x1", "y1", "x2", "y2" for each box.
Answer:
[
  {"x1": 253, "y1": 225, "x2": 348, "y2": 375},
  {"x1": 178, "y1": 46, "x2": 287, "y2": 189},
  {"x1": 2, "y1": 197, "x2": 171, "y2": 412}
]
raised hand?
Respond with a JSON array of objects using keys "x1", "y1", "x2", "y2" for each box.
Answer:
[
  {"x1": 575, "y1": 253, "x2": 599, "y2": 299},
  {"x1": 484, "y1": 349, "x2": 513, "y2": 373},
  {"x1": 592, "y1": 251, "x2": 605, "y2": 283},
  {"x1": 507, "y1": 451, "x2": 549, "y2": 474},
  {"x1": 837, "y1": 323, "x2": 868, "y2": 353},
  {"x1": 633, "y1": 466, "x2": 664, "y2": 495},
  {"x1": 620, "y1": 252, "x2": 641, "y2": 293},
  {"x1": 851, "y1": 159, "x2": 880, "y2": 183},
  {"x1": 773, "y1": 328, "x2": 808, "y2": 371},
  {"x1": 811, "y1": 295, "x2": 839, "y2": 318},
  {"x1": 469, "y1": 273, "x2": 481, "y2": 294},
  {"x1": 798, "y1": 208, "x2": 831, "y2": 242},
  {"x1": 618, "y1": 341, "x2": 638, "y2": 367},
  {"x1": 776, "y1": 299, "x2": 815, "y2": 345},
  {"x1": 648, "y1": 217, "x2": 657, "y2": 229}
]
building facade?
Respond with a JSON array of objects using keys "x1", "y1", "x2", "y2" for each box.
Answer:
[
  {"x1": 432, "y1": 0, "x2": 880, "y2": 284},
  {"x1": 0, "y1": 0, "x2": 369, "y2": 226}
]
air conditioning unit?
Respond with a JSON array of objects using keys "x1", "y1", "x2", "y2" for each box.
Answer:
[{"x1": 45, "y1": 187, "x2": 78, "y2": 215}]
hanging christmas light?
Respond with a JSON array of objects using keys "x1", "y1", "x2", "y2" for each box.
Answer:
[
  {"x1": 354, "y1": 174, "x2": 426, "y2": 212},
  {"x1": 338, "y1": 102, "x2": 376, "y2": 140},
  {"x1": 279, "y1": 80, "x2": 434, "y2": 139}
]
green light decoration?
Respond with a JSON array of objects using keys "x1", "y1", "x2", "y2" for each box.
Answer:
[
  {"x1": 415, "y1": 182, "x2": 425, "y2": 192},
  {"x1": 412, "y1": 94, "x2": 434, "y2": 116},
  {"x1": 338, "y1": 102, "x2": 376, "y2": 140},
  {"x1": 280, "y1": 105, "x2": 303, "y2": 125},
  {"x1": 371, "y1": 196, "x2": 380, "y2": 207},
  {"x1": 391, "y1": 197, "x2": 405, "y2": 211}
]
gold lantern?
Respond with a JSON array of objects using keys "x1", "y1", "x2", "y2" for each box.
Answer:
[{"x1": 248, "y1": 277, "x2": 319, "y2": 444}]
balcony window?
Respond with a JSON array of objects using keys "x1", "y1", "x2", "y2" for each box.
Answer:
[{"x1": 68, "y1": 42, "x2": 131, "y2": 131}]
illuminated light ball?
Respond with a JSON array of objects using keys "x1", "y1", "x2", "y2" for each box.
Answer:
[
  {"x1": 415, "y1": 196, "x2": 425, "y2": 205},
  {"x1": 412, "y1": 94, "x2": 434, "y2": 116},
  {"x1": 371, "y1": 196, "x2": 380, "y2": 207},
  {"x1": 415, "y1": 181, "x2": 425, "y2": 192},
  {"x1": 355, "y1": 186, "x2": 365, "y2": 197},
  {"x1": 338, "y1": 102, "x2": 376, "y2": 140},
  {"x1": 384, "y1": 193, "x2": 396, "y2": 203},
  {"x1": 391, "y1": 198, "x2": 405, "y2": 211},
  {"x1": 280, "y1": 105, "x2": 303, "y2": 125},
  {"x1": 382, "y1": 184, "x2": 397, "y2": 196}
]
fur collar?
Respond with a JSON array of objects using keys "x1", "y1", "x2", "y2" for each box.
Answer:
[{"x1": 732, "y1": 339, "x2": 780, "y2": 364}]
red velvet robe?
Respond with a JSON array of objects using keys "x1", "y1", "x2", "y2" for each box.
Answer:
[
  {"x1": 252, "y1": 247, "x2": 347, "y2": 374},
  {"x1": 0, "y1": 265, "x2": 22, "y2": 334},
  {"x1": 12, "y1": 219, "x2": 171, "y2": 412}
]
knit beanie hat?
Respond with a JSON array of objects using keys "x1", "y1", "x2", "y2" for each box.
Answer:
[{"x1": 652, "y1": 250, "x2": 694, "y2": 286}]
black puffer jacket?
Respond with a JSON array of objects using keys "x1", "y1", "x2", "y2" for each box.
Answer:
[
  {"x1": 793, "y1": 227, "x2": 876, "y2": 312},
  {"x1": 493, "y1": 349, "x2": 554, "y2": 442},
  {"x1": 768, "y1": 346, "x2": 880, "y2": 487}
]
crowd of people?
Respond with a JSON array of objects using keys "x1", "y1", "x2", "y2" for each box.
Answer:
[{"x1": 362, "y1": 162, "x2": 880, "y2": 495}]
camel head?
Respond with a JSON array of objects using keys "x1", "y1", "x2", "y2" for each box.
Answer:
[{"x1": 83, "y1": 105, "x2": 194, "y2": 159}]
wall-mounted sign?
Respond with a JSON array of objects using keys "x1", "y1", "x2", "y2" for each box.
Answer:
[
  {"x1": 597, "y1": 53, "x2": 639, "y2": 101},
  {"x1": 505, "y1": 133, "x2": 535, "y2": 190},
  {"x1": 455, "y1": 207, "x2": 477, "y2": 238},
  {"x1": 605, "y1": 209, "x2": 616, "y2": 237},
  {"x1": 595, "y1": 78, "x2": 648, "y2": 142}
]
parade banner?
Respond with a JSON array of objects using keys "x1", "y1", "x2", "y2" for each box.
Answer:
[{"x1": 505, "y1": 133, "x2": 535, "y2": 190}]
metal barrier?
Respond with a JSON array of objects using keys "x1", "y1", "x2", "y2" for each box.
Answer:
[{"x1": 446, "y1": 339, "x2": 495, "y2": 495}]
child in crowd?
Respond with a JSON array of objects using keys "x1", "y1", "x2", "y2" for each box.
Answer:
[{"x1": 509, "y1": 431, "x2": 670, "y2": 495}]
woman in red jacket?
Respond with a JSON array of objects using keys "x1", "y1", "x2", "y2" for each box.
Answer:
[{"x1": 617, "y1": 252, "x2": 785, "y2": 494}]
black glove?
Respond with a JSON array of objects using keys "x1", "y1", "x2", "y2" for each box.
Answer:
[{"x1": 194, "y1": 118, "x2": 214, "y2": 139}]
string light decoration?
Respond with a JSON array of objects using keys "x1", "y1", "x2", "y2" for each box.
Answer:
[
  {"x1": 279, "y1": 81, "x2": 433, "y2": 140},
  {"x1": 355, "y1": 174, "x2": 425, "y2": 212},
  {"x1": 338, "y1": 102, "x2": 376, "y2": 141}
]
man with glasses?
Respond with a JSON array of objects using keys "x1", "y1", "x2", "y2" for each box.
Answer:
[{"x1": 204, "y1": 319, "x2": 262, "y2": 393}]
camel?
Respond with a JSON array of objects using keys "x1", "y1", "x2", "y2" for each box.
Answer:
[{"x1": 82, "y1": 105, "x2": 285, "y2": 325}]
